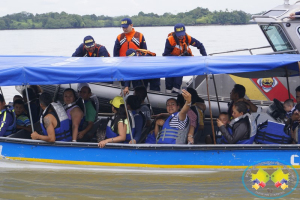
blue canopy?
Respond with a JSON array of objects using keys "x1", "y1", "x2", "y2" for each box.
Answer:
[{"x1": 0, "y1": 54, "x2": 299, "y2": 86}]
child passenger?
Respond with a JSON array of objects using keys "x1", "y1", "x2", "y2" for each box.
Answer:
[
  {"x1": 284, "y1": 99, "x2": 294, "y2": 119},
  {"x1": 206, "y1": 112, "x2": 230, "y2": 144},
  {"x1": 13, "y1": 99, "x2": 32, "y2": 132}
]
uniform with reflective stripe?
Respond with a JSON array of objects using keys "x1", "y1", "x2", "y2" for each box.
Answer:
[{"x1": 0, "y1": 106, "x2": 16, "y2": 136}]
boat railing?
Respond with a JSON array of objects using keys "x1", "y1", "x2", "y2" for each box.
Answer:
[{"x1": 209, "y1": 45, "x2": 272, "y2": 56}]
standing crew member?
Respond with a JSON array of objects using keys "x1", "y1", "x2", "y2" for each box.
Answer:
[
  {"x1": 72, "y1": 35, "x2": 110, "y2": 57},
  {"x1": 163, "y1": 23, "x2": 207, "y2": 93},
  {"x1": 113, "y1": 18, "x2": 147, "y2": 57}
]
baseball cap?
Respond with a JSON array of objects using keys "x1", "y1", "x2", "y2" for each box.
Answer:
[
  {"x1": 174, "y1": 23, "x2": 186, "y2": 37},
  {"x1": 83, "y1": 35, "x2": 95, "y2": 48},
  {"x1": 126, "y1": 48, "x2": 137, "y2": 56},
  {"x1": 121, "y1": 18, "x2": 132, "y2": 28},
  {"x1": 77, "y1": 83, "x2": 90, "y2": 92},
  {"x1": 110, "y1": 96, "x2": 124, "y2": 108}
]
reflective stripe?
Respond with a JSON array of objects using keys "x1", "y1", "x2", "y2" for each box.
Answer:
[{"x1": 0, "y1": 112, "x2": 6, "y2": 132}]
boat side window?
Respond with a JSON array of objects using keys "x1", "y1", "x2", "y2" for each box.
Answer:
[{"x1": 260, "y1": 24, "x2": 293, "y2": 52}]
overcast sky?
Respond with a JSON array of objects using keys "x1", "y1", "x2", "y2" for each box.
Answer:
[{"x1": 0, "y1": 0, "x2": 292, "y2": 17}]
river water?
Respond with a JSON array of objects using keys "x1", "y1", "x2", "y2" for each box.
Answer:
[{"x1": 0, "y1": 25, "x2": 299, "y2": 199}]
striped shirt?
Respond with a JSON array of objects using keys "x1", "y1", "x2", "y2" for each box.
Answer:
[
  {"x1": 169, "y1": 113, "x2": 188, "y2": 129},
  {"x1": 16, "y1": 114, "x2": 30, "y2": 127}
]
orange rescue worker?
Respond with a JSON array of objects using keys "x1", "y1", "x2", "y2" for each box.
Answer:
[
  {"x1": 72, "y1": 35, "x2": 110, "y2": 57},
  {"x1": 163, "y1": 23, "x2": 207, "y2": 93},
  {"x1": 113, "y1": 18, "x2": 147, "y2": 57}
]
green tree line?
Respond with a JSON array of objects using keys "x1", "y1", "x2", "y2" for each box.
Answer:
[{"x1": 0, "y1": 7, "x2": 252, "y2": 30}]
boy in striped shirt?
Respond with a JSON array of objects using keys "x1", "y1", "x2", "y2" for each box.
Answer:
[{"x1": 14, "y1": 99, "x2": 32, "y2": 132}]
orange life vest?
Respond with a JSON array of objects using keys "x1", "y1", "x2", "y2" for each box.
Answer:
[
  {"x1": 136, "y1": 49, "x2": 156, "y2": 56},
  {"x1": 167, "y1": 32, "x2": 193, "y2": 56},
  {"x1": 83, "y1": 44, "x2": 110, "y2": 57},
  {"x1": 118, "y1": 29, "x2": 143, "y2": 57}
]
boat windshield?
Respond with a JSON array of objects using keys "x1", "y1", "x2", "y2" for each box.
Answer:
[{"x1": 260, "y1": 24, "x2": 294, "y2": 52}]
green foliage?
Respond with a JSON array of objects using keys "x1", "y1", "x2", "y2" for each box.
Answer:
[{"x1": 0, "y1": 7, "x2": 252, "y2": 30}]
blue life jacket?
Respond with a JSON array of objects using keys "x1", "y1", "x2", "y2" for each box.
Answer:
[
  {"x1": 157, "y1": 112, "x2": 190, "y2": 144},
  {"x1": 255, "y1": 120, "x2": 292, "y2": 144},
  {"x1": 222, "y1": 113, "x2": 257, "y2": 144},
  {"x1": 1, "y1": 106, "x2": 17, "y2": 136},
  {"x1": 105, "y1": 111, "x2": 135, "y2": 142},
  {"x1": 40, "y1": 102, "x2": 72, "y2": 142}
]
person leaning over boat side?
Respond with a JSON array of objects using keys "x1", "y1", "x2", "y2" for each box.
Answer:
[
  {"x1": 31, "y1": 92, "x2": 72, "y2": 142},
  {"x1": 98, "y1": 96, "x2": 129, "y2": 148},
  {"x1": 155, "y1": 90, "x2": 191, "y2": 144},
  {"x1": 72, "y1": 35, "x2": 110, "y2": 57},
  {"x1": 77, "y1": 84, "x2": 97, "y2": 142},
  {"x1": 163, "y1": 23, "x2": 207, "y2": 93},
  {"x1": 0, "y1": 94, "x2": 16, "y2": 137},
  {"x1": 134, "y1": 86, "x2": 152, "y2": 127},
  {"x1": 113, "y1": 18, "x2": 147, "y2": 57},
  {"x1": 228, "y1": 84, "x2": 257, "y2": 120},
  {"x1": 63, "y1": 88, "x2": 84, "y2": 142},
  {"x1": 217, "y1": 101, "x2": 255, "y2": 144}
]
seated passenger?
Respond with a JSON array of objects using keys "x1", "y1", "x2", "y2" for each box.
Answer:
[
  {"x1": 134, "y1": 86, "x2": 151, "y2": 127},
  {"x1": 22, "y1": 88, "x2": 40, "y2": 123},
  {"x1": 77, "y1": 84, "x2": 97, "y2": 142},
  {"x1": 0, "y1": 94, "x2": 16, "y2": 137},
  {"x1": 63, "y1": 88, "x2": 84, "y2": 142},
  {"x1": 155, "y1": 89, "x2": 191, "y2": 144},
  {"x1": 187, "y1": 88, "x2": 206, "y2": 130},
  {"x1": 216, "y1": 112, "x2": 230, "y2": 144},
  {"x1": 126, "y1": 95, "x2": 145, "y2": 144},
  {"x1": 177, "y1": 94, "x2": 197, "y2": 144},
  {"x1": 13, "y1": 99, "x2": 32, "y2": 132},
  {"x1": 217, "y1": 101, "x2": 255, "y2": 144},
  {"x1": 98, "y1": 96, "x2": 129, "y2": 148},
  {"x1": 31, "y1": 92, "x2": 72, "y2": 142},
  {"x1": 8, "y1": 95, "x2": 23, "y2": 106},
  {"x1": 284, "y1": 99, "x2": 294, "y2": 119},
  {"x1": 290, "y1": 104, "x2": 300, "y2": 143},
  {"x1": 228, "y1": 84, "x2": 257, "y2": 119}
]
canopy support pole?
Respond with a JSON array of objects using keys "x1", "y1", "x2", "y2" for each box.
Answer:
[
  {"x1": 141, "y1": 80, "x2": 154, "y2": 115},
  {"x1": 0, "y1": 87, "x2": 5, "y2": 103},
  {"x1": 212, "y1": 74, "x2": 221, "y2": 114},
  {"x1": 53, "y1": 84, "x2": 61, "y2": 102},
  {"x1": 25, "y1": 85, "x2": 35, "y2": 133},
  {"x1": 119, "y1": 82, "x2": 134, "y2": 144},
  {"x1": 285, "y1": 66, "x2": 291, "y2": 99},
  {"x1": 206, "y1": 75, "x2": 216, "y2": 144}
]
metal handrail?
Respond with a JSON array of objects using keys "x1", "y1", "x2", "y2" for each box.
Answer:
[
  {"x1": 209, "y1": 46, "x2": 271, "y2": 56},
  {"x1": 251, "y1": 15, "x2": 278, "y2": 20}
]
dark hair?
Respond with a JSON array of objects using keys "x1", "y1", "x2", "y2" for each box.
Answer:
[
  {"x1": 233, "y1": 101, "x2": 249, "y2": 114},
  {"x1": 22, "y1": 88, "x2": 36, "y2": 101},
  {"x1": 176, "y1": 94, "x2": 184, "y2": 108},
  {"x1": 187, "y1": 88, "x2": 204, "y2": 104},
  {"x1": 296, "y1": 86, "x2": 300, "y2": 93},
  {"x1": 284, "y1": 99, "x2": 294, "y2": 106},
  {"x1": 112, "y1": 104, "x2": 127, "y2": 134},
  {"x1": 13, "y1": 99, "x2": 24, "y2": 106},
  {"x1": 134, "y1": 86, "x2": 147, "y2": 101},
  {"x1": 63, "y1": 88, "x2": 78, "y2": 102},
  {"x1": 29, "y1": 85, "x2": 43, "y2": 96},
  {"x1": 126, "y1": 95, "x2": 141, "y2": 110},
  {"x1": 166, "y1": 98, "x2": 177, "y2": 106},
  {"x1": 233, "y1": 84, "x2": 246, "y2": 99},
  {"x1": 39, "y1": 92, "x2": 53, "y2": 107},
  {"x1": 219, "y1": 112, "x2": 229, "y2": 117},
  {"x1": 0, "y1": 94, "x2": 4, "y2": 103}
]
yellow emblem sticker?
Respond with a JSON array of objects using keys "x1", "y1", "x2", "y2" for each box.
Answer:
[
  {"x1": 85, "y1": 39, "x2": 94, "y2": 44},
  {"x1": 121, "y1": 21, "x2": 127, "y2": 24},
  {"x1": 176, "y1": 27, "x2": 184, "y2": 32}
]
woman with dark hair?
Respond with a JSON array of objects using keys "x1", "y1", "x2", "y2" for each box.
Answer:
[
  {"x1": 98, "y1": 96, "x2": 128, "y2": 148},
  {"x1": 217, "y1": 101, "x2": 254, "y2": 144},
  {"x1": 63, "y1": 88, "x2": 83, "y2": 142}
]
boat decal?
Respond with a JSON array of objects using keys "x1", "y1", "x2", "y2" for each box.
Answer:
[
  {"x1": 252, "y1": 77, "x2": 296, "y2": 102},
  {"x1": 229, "y1": 75, "x2": 268, "y2": 100},
  {"x1": 291, "y1": 155, "x2": 299, "y2": 166},
  {"x1": 5, "y1": 156, "x2": 300, "y2": 169}
]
